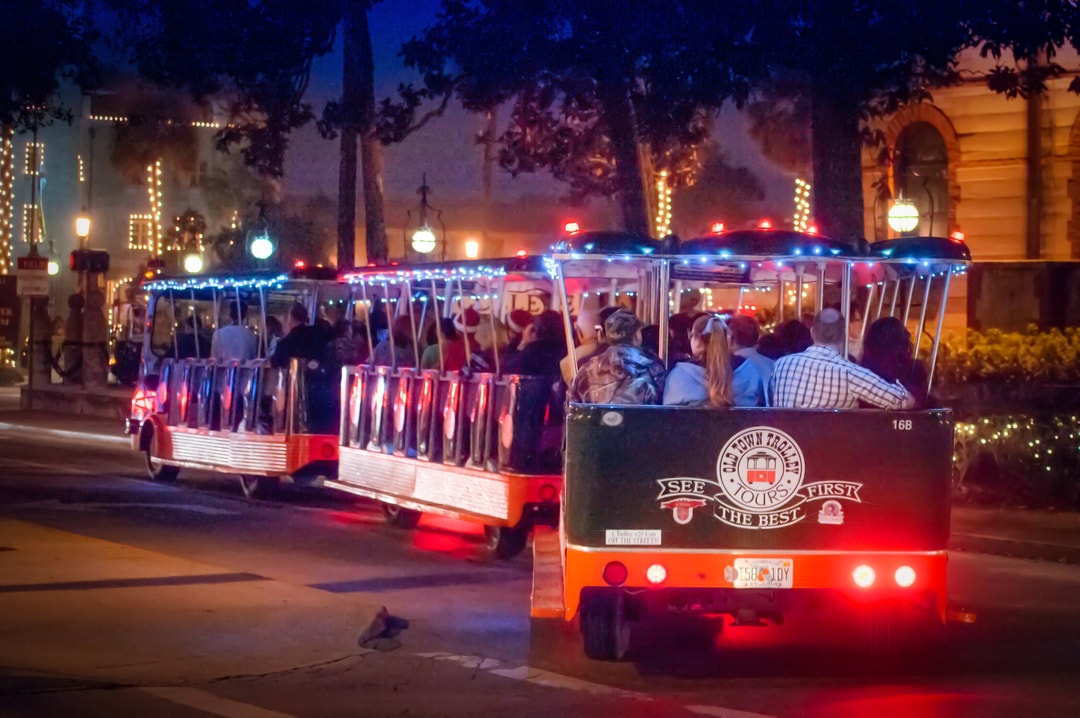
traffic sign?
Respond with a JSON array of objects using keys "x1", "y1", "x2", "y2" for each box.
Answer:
[{"x1": 17, "y1": 253, "x2": 49, "y2": 297}]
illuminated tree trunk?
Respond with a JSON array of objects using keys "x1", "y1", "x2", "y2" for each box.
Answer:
[
  {"x1": 809, "y1": 76, "x2": 864, "y2": 245},
  {"x1": 0, "y1": 123, "x2": 12, "y2": 274},
  {"x1": 357, "y1": 4, "x2": 387, "y2": 264},
  {"x1": 597, "y1": 77, "x2": 650, "y2": 237}
]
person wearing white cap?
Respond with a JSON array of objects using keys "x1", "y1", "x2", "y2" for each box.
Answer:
[{"x1": 770, "y1": 309, "x2": 914, "y2": 410}]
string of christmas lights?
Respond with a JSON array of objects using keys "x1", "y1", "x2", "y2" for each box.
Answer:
[
  {"x1": 655, "y1": 170, "x2": 672, "y2": 237},
  {"x1": 794, "y1": 178, "x2": 812, "y2": 231},
  {"x1": 143, "y1": 273, "x2": 291, "y2": 292},
  {"x1": 342, "y1": 264, "x2": 510, "y2": 285},
  {"x1": 0, "y1": 126, "x2": 12, "y2": 274},
  {"x1": 146, "y1": 160, "x2": 163, "y2": 254},
  {"x1": 129, "y1": 214, "x2": 154, "y2": 251},
  {"x1": 23, "y1": 142, "x2": 43, "y2": 176}
]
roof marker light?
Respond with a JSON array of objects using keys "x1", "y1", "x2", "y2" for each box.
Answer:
[
  {"x1": 807, "y1": 225, "x2": 819, "y2": 235},
  {"x1": 516, "y1": 249, "x2": 528, "y2": 258},
  {"x1": 564, "y1": 221, "x2": 581, "y2": 234},
  {"x1": 950, "y1": 230, "x2": 965, "y2": 243},
  {"x1": 711, "y1": 221, "x2": 725, "y2": 234},
  {"x1": 294, "y1": 259, "x2": 306, "y2": 269},
  {"x1": 758, "y1": 219, "x2": 773, "y2": 230}
]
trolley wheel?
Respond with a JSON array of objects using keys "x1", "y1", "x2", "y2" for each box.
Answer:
[
  {"x1": 239, "y1": 475, "x2": 280, "y2": 499},
  {"x1": 579, "y1": 589, "x2": 631, "y2": 661},
  {"x1": 484, "y1": 525, "x2": 528, "y2": 560},
  {"x1": 143, "y1": 426, "x2": 179, "y2": 483},
  {"x1": 382, "y1": 503, "x2": 422, "y2": 529}
]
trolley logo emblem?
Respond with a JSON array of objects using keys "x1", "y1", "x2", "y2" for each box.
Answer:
[{"x1": 656, "y1": 427, "x2": 863, "y2": 530}]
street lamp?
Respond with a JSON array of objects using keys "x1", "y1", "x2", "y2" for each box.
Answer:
[
  {"x1": 464, "y1": 238, "x2": 479, "y2": 259},
  {"x1": 250, "y1": 232, "x2": 274, "y2": 260},
  {"x1": 75, "y1": 209, "x2": 91, "y2": 248},
  {"x1": 183, "y1": 252, "x2": 204, "y2": 274},
  {"x1": 405, "y1": 174, "x2": 445, "y2": 259},
  {"x1": 887, "y1": 198, "x2": 919, "y2": 234}
]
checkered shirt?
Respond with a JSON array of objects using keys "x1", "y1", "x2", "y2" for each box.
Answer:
[{"x1": 769, "y1": 345, "x2": 911, "y2": 410}]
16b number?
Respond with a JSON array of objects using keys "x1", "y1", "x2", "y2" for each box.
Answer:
[{"x1": 893, "y1": 419, "x2": 913, "y2": 431}]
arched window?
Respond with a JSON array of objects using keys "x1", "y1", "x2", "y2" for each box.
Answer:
[{"x1": 894, "y1": 123, "x2": 948, "y2": 237}]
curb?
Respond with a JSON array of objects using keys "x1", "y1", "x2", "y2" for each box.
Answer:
[{"x1": 0, "y1": 421, "x2": 129, "y2": 447}]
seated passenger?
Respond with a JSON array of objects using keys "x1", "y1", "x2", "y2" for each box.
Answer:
[
  {"x1": 560, "y1": 306, "x2": 619, "y2": 385},
  {"x1": 211, "y1": 304, "x2": 258, "y2": 362},
  {"x1": 860, "y1": 316, "x2": 929, "y2": 408},
  {"x1": 327, "y1": 318, "x2": 366, "y2": 367},
  {"x1": 505, "y1": 310, "x2": 566, "y2": 377},
  {"x1": 421, "y1": 318, "x2": 467, "y2": 371},
  {"x1": 271, "y1": 304, "x2": 330, "y2": 368},
  {"x1": 371, "y1": 315, "x2": 417, "y2": 368},
  {"x1": 728, "y1": 314, "x2": 774, "y2": 407},
  {"x1": 568, "y1": 309, "x2": 665, "y2": 405},
  {"x1": 770, "y1": 309, "x2": 914, "y2": 410},
  {"x1": 468, "y1": 317, "x2": 509, "y2": 373},
  {"x1": 663, "y1": 314, "x2": 734, "y2": 407},
  {"x1": 505, "y1": 309, "x2": 534, "y2": 355}
]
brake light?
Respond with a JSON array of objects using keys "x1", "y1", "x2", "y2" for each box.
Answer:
[
  {"x1": 539, "y1": 483, "x2": 557, "y2": 502},
  {"x1": 645, "y1": 564, "x2": 667, "y2": 585},
  {"x1": 602, "y1": 561, "x2": 628, "y2": 586},
  {"x1": 852, "y1": 565, "x2": 875, "y2": 588},
  {"x1": 894, "y1": 565, "x2": 916, "y2": 588}
]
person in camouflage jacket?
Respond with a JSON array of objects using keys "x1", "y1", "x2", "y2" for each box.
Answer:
[{"x1": 568, "y1": 309, "x2": 665, "y2": 405}]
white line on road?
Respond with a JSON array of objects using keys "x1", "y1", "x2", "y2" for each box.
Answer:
[
  {"x1": 0, "y1": 422, "x2": 129, "y2": 447},
  {"x1": 141, "y1": 687, "x2": 298, "y2": 718},
  {"x1": 415, "y1": 651, "x2": 776, "y2": 716}
]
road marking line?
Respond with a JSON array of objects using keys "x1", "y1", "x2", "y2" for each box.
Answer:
[
  {"x1": 0, "y1": 422, "x2": 129, "y2": 447},
  {"x1": 141, "y1": 687, "x2": 297, "y2": 718},
  {"x1": 417, "y1": 651, "x2": 777, "y2": 716}
]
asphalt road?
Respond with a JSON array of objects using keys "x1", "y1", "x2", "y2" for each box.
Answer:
[{"x1": 1, "y1": 428, "x2": 1079, "y2": 717}]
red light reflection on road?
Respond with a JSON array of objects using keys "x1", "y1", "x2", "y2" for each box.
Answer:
[{"x1": 412, "y1": 514, "x2": 485, "y2": 557}]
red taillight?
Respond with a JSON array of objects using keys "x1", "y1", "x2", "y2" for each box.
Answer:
[
  {"x1": 758, "y1": 219, "x2": 772, "y2": 229},
  {"x1": 320, "y1": 442, "x2": 336, "y2": 460},
  {"x1": 294, "y1": 259, "x2": 306, "y2": 269},
  {"x1": 950, "y1": 230, "x2": 965, "y2": 243},
  {"x1": 516, "y1": 249, "x2": 528, "y2": 258},
  {"x1": 539, "y1": 483, "x2": 557, "y2": 502},
  {"x1": 894, "y1": 565, "x2": 916, "y2": 588},
  {"x1": 710, "y1": 221, "x2": 725, "y2": 234},
  {"x1": 806, "y1": 224, "x2": 818, "y2": 235},
  {"x1": 602, "y1": 561, "x2": 628, "y2": 586},
  {"x1": 645, "y1": 564, "x2": 667, "y2": 585},
  {"x1": 852, "y1": 565, "x2": 876, "y2": 588},
  {"x1": 564, "y1": 220, "x2": 581, "y2": 234}
]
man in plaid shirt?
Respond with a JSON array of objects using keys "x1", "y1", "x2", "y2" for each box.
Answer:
[{"x1": 770, "y1": 309, "x2": 914, "y2": 410}]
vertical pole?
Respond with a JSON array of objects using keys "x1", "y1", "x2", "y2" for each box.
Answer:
[
  {"x1": 169, "y1": 290, "x2": 179, "y2": 358},
  {"x1": 359, "y1": 281, "x2": 374, "y2": 360},
  {"x1": 258, "y1": 287, "x2": 268, "y2": 358},
  {"x1": 404, "y1": 279, "x2": 419, "y2": 368},
  {"x1": 382, "y1": 282, "x2": 396, "y2": 370},
  {"x1": 796, "y1": 268, "x2": 804, "y2": 319},
  {"x1": 555, "y1": 261, "x2": 577, "y2": 378},
  {"x1": 430, "y1": 279, "x2": 444, "y2": 372},
  {"x1": 485, "y1": 278, "x2": 500, "y2": 376},
  {"x1": 874, "y1": 279, "x2": 887, "y2": 322},
  {"x1": 901, "y1": 275, "x2": 916, "y2": 327},
  {"x1": 190, "y1": 289, "x2": 200, "y2": 360},
  {"x1": 889, "y1": 279, "x2": 900, "y2": 317},
  {"x1": 777, "y1": 279, "x2": 785, "y2": 323},
  {"x1": 859, "y1": 281, "x2": 876, "y2": 347},
  {"x1": 658, "y1": 260, "x2": 671, "y2": 366},
  {"x1": 842, "y1": 262, "x2": 852, "y2": 359},
  {"x1": 456, "y1": 279, "x2": 471, "y2": 366},
  {"x1": 914, "y1": 273, "x2": 933, "y2": 359},
  {"x1": 926, "y1": 271, "x2": 953, "y2": 398}
]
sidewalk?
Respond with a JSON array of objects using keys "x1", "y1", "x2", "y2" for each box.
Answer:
[{"x1": 1, "y1": 398, "x2": 1079, "y2": 567}]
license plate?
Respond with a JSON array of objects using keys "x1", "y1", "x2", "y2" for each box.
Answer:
[{"x1": 729, "y1": 558, "x2": 793, "y2": 589}]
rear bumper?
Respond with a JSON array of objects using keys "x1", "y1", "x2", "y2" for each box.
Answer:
[{"x1": 562, "y1": 544, "x2": 948, "y2": 623}]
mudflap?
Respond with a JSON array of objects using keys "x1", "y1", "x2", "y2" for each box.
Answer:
[{"x1": 528, "y1": 526, "x2": 576, "y2": 668}]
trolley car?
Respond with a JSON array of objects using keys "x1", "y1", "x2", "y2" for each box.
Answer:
[
  {"x1": 327, "y1": 255, "x2": 568, "y2": 559},
  {"x1": 531, "y1": 228, "x2": 970, "y2": 660},
  {"x1": 126, "y1": 265, "x2": 344, "y2": 497}
]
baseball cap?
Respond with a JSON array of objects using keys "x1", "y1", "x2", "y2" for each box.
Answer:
[{"x1": 603, "y1": 309, "x2": 643, "y2": 345}]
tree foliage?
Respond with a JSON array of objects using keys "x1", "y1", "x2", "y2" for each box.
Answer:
[
  {"x1": 391, "y1": 1, "x2": 772, "y2": 235},
  {"x1": 0, "y1": 0, "x2": 94, "y2": 130}
]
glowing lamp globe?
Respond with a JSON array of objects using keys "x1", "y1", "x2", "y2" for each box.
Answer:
[
  {"x1": 75, "y1": 213, "x2": 91, "y2": 240},
  {"x1": 47, "y1": 259, "x2": 60, "y2": 276},
  {"x1": 183, "y1": 253, "x2": 204, "y2": 274},
  {"x1": 464, "y1": 239, "x2": 479, "y2": 259},
  {"x1": 412, "y1": 227, "x2": 437, "y2": 254},
  {"x1": 887, "y1": 199, "x2": 919, "y2": 233},
  {"x1": 250, "y1": 233, "x2": 274, "y2": 260}
]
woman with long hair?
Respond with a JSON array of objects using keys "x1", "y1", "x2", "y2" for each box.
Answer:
[
  {"x1": 663, "y1": 314, "x2": 734, "y2": 407},
  {"x1": 860, "y1": 316, "x2": 928, "y2": 407}
]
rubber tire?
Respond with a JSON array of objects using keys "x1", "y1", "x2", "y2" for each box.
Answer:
[
  {"x1": 144, "y1": 426, "x2": 179, "y2": 482},
  {"x1": 484, "y1": 525, "x2": 528, "y2": 560},
  {"x1": 579, "y1": 589, "x2": 631, "y2": 661},
  {"x1": 239, "y1": 475, "x2": 280, "y2": 499},
  {"x1": 382, "y1": 503, "x2": 422, "y2": 529}
]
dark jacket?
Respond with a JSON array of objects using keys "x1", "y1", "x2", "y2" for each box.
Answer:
[
  {"x1": 568, "y1": 344, "x2": 666, "y2": 405},
  {"x1": 505, "y1": 340, "x2": 566, "y2": 377},
  {"x1": 271, "y1": 324, "x2": 332, "y2": 368}
]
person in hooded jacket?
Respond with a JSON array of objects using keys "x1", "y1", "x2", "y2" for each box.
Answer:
[{"x1": 568, "y1": 309, "x2": 665, "y2": 405}]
